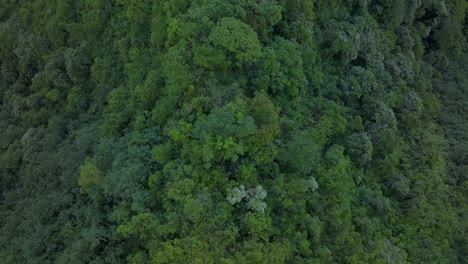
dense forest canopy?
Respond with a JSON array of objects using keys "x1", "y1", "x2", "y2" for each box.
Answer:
[{"x1": 0, "y1": 0, "x2": 467, "y2": 263}]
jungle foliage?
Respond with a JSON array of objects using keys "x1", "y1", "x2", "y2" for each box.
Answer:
[{"x1": 0, "y1": 0, "x2": 467, "y2": 263}]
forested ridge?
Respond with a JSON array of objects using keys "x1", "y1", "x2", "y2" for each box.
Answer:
[{"x1": 0, "y1": 0, "x2": 467, "y2": 263}]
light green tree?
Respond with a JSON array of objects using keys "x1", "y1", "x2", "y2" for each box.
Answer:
[
  {"x1": 78, "y1": 157, "x2": 102, "y2": 194},
  {"x1": 209, "y1": 17, "x2": 262, "y2": 66}
]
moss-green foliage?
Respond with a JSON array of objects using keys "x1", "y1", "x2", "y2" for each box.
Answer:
[
  {"x1": 209, "y1": 17, "x2": 262, "y2": 66},
  {"x1": 78, "y1": 157, "x2": 102, "y2": 194},
  {"x1": 0, "y1": 0, "x2": 466, "y2": 263}
]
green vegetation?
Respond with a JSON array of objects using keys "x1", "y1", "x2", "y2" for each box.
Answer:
[{"x1": 1, "y1": 0, "x2": 467, "y2": 263}]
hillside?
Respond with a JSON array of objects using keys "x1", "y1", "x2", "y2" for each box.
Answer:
[{"x1": 0, "y1": 1, "x2": 467, "y2": 263}]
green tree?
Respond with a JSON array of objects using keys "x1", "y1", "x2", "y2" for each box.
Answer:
[
  {"x1": 346, "y1": 132, "x2": 373, "y2": 166},
  {"x1": 78, "y1": 157, "x2": 102, "y2": 194},
  {"x1": 209, "y1": 17, "x2": 262, "y2": 66}
]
